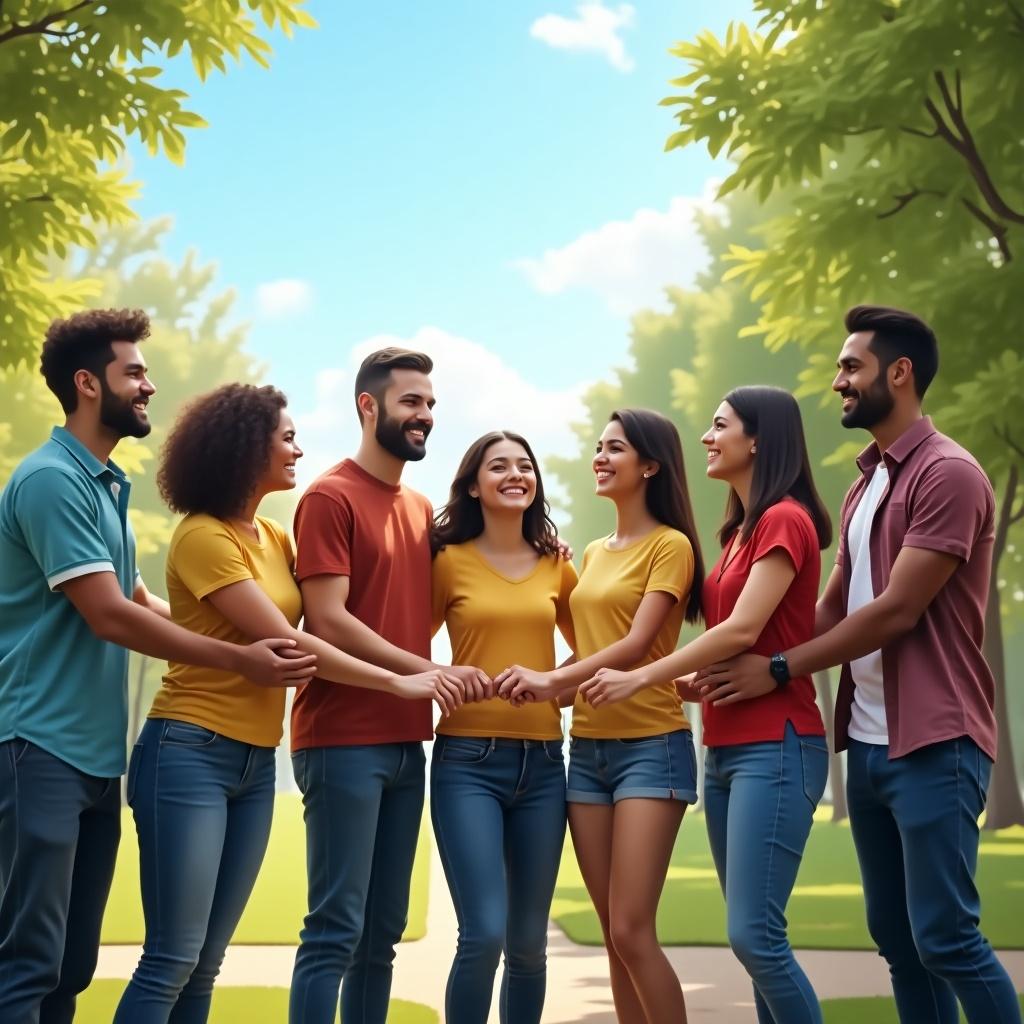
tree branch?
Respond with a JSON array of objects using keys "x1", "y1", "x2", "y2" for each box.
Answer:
[
  {"x1": 0, "y1": 0, "x2": 94, "y2": 45},
  {"x1": 962, "y1": 198, "x2": 1012, "y2": 262},
  {"x1": 934, "y1": 70, "x2": 1024, "y2": 225},
  {"x1": 995, "y1": 425, "x2": 1024, "y2": 462},
  {"x1": 877, "y1": 187, "x2": 946, "y2": 220},
  {"x1": 1009, "y1": 0, "x2": 1024, "y2": 35}
]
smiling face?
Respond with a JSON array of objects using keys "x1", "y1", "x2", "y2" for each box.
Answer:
[
  {"x1": 833, "y1": 331, "x2": 895, "y2": 430},
  {"x1": 701, "y1": 401, "x2": 753, "y2": 483},
  {"x1": 372, "y1": 368, "x2": 435, "y2": 462},
  {"x1": 593, "y1": 418, "x2": 655, "y2": 498},
  {"x1": 259, "y1": 410, "x2": 303, "y2": 494},
  {"x1": 97, "y1": 341, "x2": 156, "y2": 439},
  {"x1": 469, "y1": 438, "x2": 537, "y2": 514}
]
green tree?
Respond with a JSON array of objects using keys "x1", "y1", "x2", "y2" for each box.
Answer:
[
  {"x1": 0, "y1": 216, "x2": 274, "y2": 744},
  {"x1": 663, "y1": 0, "x2": 1024, "y2": 825},
  {"x1": 0, "y1": 0, "x2": 315, "y2": 368},
  {"x1": 549, "y1": 190, "x2": 854, "y2": 817}
]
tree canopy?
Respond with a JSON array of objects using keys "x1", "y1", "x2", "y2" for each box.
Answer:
[{"x1": 0, "y1": 0, "x2": 315, "y2": 368}]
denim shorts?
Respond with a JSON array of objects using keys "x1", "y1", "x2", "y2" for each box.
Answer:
[{"x1": 567, "y1": 729, "x2": 698, "y2": 804}]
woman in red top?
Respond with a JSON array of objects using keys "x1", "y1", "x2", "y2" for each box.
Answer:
[{"x1": 580, "y1": 386, "x2": 832, "y2": 1024}]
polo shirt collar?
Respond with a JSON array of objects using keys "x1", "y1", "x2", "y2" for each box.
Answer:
[
  {"x1": 50, "y1": 426, "x2": 127, "y2": 482},
  {"x1": 855, "y1": 416, "x2": 936, "y2": 477}
]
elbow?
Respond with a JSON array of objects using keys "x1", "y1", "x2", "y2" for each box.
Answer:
[
  {"x1": 884, "y1": 604, "x2": 923, "y2": 639},
  {"x1": 89, "y1": 604, "x2": 128, "y2": 644}
]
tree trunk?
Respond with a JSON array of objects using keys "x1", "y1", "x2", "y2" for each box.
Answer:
[
  {"x1": 815, "y1": 669, "x2": 848, "y2": 822},
  {"x1": 982, "y1": 466, "x2": 1024, "y2": 828}
]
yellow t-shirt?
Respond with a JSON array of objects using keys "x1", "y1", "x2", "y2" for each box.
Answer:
[
  {"x1": 148, "y1": 514, "x2": 303, "y2": 747},
  {"x1": 570, "y1": 525, "x2": 694, "y2": 739},
  {"x1": 432, "y1": 542, "x2": 577, "y2": 739}
]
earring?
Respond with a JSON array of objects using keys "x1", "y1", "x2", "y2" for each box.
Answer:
[
  {"x1": 750, "y1": 446, "x2": 757, "y2": 455},
  {"x1": 643, "y1": 472, "x2": 650, "y2": 479}
]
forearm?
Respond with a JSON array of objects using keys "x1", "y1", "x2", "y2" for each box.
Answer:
[
  {"x1": 100, "y1": 601, "x2": 241, "y2": 672},
  {"x1": 294, "y1": 629, "x2": 400, "y2": 692},
  {"x1": 632, "y1": 620, "x2": 756, "y2": 687},
  {"x1": 788, "y1": 598, "x2": 908, "y2": 678},
  {"x1": 814, "y1": 596, "x2": 844, "y2": 637},
  {"x1": 303, "y1": 611, "x2": 434, "y2": 675},
  {"x1": 550, "y1": 639, "x2": 652, "y2": 691}
]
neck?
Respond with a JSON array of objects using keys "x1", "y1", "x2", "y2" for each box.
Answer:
[
  {"x1": 612, "y1": 488, "x2": 658, "y2": 541},
  {"x1": 869, "y1": 404, "x2": 924, "y2": 454},
  {"x1": 62, "y1": 412, "x2": 121, "y2": 465},
  {"x1": 729, "y1": 466, "x2": 753, "y2": 516},
  {"x1": 353, "y1": 435, "x2": 405, "y2": 487},
  {"x1": 477, "y1": 510, "x2": 529, "y2": 552},
  {"x1": 236, "y1": 490, "x2": 267, "y2": 527}
]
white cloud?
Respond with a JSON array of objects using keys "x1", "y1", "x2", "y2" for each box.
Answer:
[
  {"x1": 530, "y1": 3, "x2": 636, "y2": 73},
  {"x1": 514, "y1": 187, "x2": 721, "y2": 316},
  {"x1": 292, "y1": 327, "x2": 590, "y2": 518},
  {"x1": 256, "y1": 278, "x2": 313, "y2": 317}
]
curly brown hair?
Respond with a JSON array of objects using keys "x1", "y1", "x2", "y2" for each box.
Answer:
[
  {"x1": 40, "y1": 308, "x2": 151, "y2": 413},
  {"x1": 158, "y1": 384, "x2": 288, "y2": 519}
]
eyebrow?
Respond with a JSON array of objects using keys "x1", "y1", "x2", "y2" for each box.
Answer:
[{"x1": 124, "y1": 362, "x2": 149, "y2": 373}]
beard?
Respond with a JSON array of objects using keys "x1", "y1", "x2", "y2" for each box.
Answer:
[
  {"x1": 99, "y1": 381, "x2": 152, "y2": 439},
  {"x1": 840, "y1": 373, "x2": 895, "y2": 430},
  {"x1": 375, "y1": 411, "x2": 430, "y2": 462}
]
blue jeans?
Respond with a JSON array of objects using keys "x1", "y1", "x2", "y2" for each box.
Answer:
[
  {"x1": 847, "y1": 736, "x2": 1021, "y2": 1024},
  {"x1": 113, "y1": 718, "x2": 276, "y2": 1024},
  {"x1": 431, "y1": 737, "x2": 567, "y2": 1024},
  {"x1": 0, "y1": 739, "x2": 120, "y2": 1024},
  {"x1": 704, "y1": 723, "x2": 828, "y2": 1024},
  {"x1": 289, "y1": 742, "x2": 425, "y2": 1024}
]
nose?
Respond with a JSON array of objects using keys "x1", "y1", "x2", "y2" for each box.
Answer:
[
  {"x1": 701, "y1": 429, "x2": 713, "y2": 446},
  {"x1": 832, "y1": 371, "x2": 846, "y2": 392},
  {"x1": 294, "y1": 444, "x2": 304, "y2": 460},
  {"x1": 141, "y1": 376, "x2": 156, "y2": 396}
]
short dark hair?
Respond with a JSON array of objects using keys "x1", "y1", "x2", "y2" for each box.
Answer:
[
  {"x1": 354, "y1": 347, "x2": 433, "y2": 423},
  {"x1": 158, "y1": 384, "x2": 287, "y2": 519},
  {"x1": 844, "y1": 305, "x2": 938, "y2": 398},
  {"x1": 718, "y1": 386, "x2": 832, "y2": 550},
  {"x1": 432, "y1": 430, "x2": 560, "y2": 557},
  {"x1": 611, "y1": 408, "x2": 705, "y2": 624},
  {"x1": 40, "y1": 308, "x2": 151, "y2": 413}
]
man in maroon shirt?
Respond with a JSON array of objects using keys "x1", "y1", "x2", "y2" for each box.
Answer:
[
  {"x1": 288, "y1": 348, "x2": 490, "y2": 1024},
  {"x1": 697, "y1": 306, "x2": 1020, "y2": 1023}
]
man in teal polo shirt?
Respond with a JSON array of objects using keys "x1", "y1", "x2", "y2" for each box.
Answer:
[{"x1": 0, "y1": 309, "x2": 316, "y2": 1024}]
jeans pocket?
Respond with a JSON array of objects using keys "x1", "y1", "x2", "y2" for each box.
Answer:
[
  {"x1": 799, "y1": 737, "x2": 829, "y2": 808},
  {"x1": 292, "y1": 751, "x2": 308, "y2": 792},
  {"x1": 438, "y1": 738, "x2": 491, "y2": 764},
  {"x1": 126, "y1": 743, "x2": 143, "y2": 805},
  {"x1": 543, "y1": 740, "x2": 565, "y2": 764},
  {"x1": 12, "y1": 737, "x2": 33, "y2": 765},
  {"x1": 160, "y1": 720, "x2": 219, "y2": 747}
]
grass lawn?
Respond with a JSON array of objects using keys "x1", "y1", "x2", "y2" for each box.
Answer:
[
  {"x1": 101, "y1": 795, "x2": 430, "y2": 944},
  {"x1": 821, "y1": 994, "x2": 1024, "y2": 1022},
  {"x1": 552, "y1": 812, "x2": 1024, "y2": 949},
  {"x1": 76, "y1": 980, "x2": 437, "y2": 1022}
]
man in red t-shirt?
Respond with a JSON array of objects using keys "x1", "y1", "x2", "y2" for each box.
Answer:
[
  {"x1": 288, "y1": 348, "x2": 489, "y2": 1024},
  {"x1": 698, "y1": 306, "x2": 1019, "y2": 1024}
]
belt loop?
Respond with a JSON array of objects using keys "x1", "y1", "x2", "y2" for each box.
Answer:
[{"x1": 489, "y1": 737, "x2": 497, "y2": 752}]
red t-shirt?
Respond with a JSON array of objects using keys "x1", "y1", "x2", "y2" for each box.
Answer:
[
  {"x1": 290, "y1": 459, "x2": 433, "y2": 749},
  {"x1": 701, "y1": 499, "x2": 826, "y2": 746}
]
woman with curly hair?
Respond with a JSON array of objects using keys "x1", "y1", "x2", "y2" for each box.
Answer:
[
  {"x1": 430, "y1": 431, "x2": 577, "y2": 1024},
  {"x1": 114, "y1": 384, "x2": 460, "y2": 1024}
]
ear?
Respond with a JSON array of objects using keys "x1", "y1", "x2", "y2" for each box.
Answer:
[
  {"x1": 468, "y1": 485, "x2": 479, "y2": 499},
  {"x1": 890, "y1": 356, "x2": 915, "y2": 391},
  {"x1": 643, "y1": 462, "x2": 660, "y2": 479},
  {"x1": 356, "y1": 391, "x2": 377, "y2": 422},
  {"x1": 73, "y1": 368, "x2": 101, "y2": 402}
]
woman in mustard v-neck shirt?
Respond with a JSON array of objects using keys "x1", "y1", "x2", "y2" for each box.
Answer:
[
  {"x1": 430, "y1": 431, "x2": 577, "y2": 1024},
  {"x1": 497, "y1": 409, "x2": 705, "y2": 1024}
]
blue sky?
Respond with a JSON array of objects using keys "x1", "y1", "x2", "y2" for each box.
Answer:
[{"x1": 129, "y1": 1, "x2": 754, "y2": 499}]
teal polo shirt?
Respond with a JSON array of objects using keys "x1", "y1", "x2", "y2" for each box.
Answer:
[{"x1": 0, "y1": 426, "x2": 137, "y2": 778}]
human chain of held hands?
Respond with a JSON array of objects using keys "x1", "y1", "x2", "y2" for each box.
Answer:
[{"x1": 0, "y1": 304, "x2": 1019, "y2": 1024}]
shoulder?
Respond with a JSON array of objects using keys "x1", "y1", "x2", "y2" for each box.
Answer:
[
  {"x1": 915, "y1": 437, "x2": 992, "y2": 494},
  {"x1": 170, "y1": 514, "x2": 236, "y2": 554},
  {"x1": 257, "y1": 515, "x2": 292, "y2": 551},
  {"x1": 433, "y1": 542, "x2": 466, "y2": 570},
  {"x1": 758, "y1": 499, "x2": 814, "y2": 533}
]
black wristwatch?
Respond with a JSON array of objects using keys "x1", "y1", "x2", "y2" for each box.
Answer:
[{"x1": 769, "y1": 652, "x2": 792, "y2": 689}]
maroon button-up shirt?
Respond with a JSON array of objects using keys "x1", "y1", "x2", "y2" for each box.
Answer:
[{"x1": 834, "y1": 417, "x2": 996, "y2": 760}]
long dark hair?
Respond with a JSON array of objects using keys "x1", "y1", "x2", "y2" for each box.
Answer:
[
  {"x1": 611, "y1": 408, "x2": 704, "y2": 624},
  {"x1": 717, "y1": 386, "x2": 832, "y2": 550},
  {"x1": 431, "y1": 431, "x2": 559, "y2": 557}
]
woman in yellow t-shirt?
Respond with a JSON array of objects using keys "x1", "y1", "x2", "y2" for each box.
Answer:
[
  {"x1": 497, "y1": 409, "x2": 705, "y2": 1024},
  {"x1": 430, "y1": 430, "x2": 577, "y2": 1024},
  {"x1": 115, "y1": 385, "x2": 459, "y2": 1024}
]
